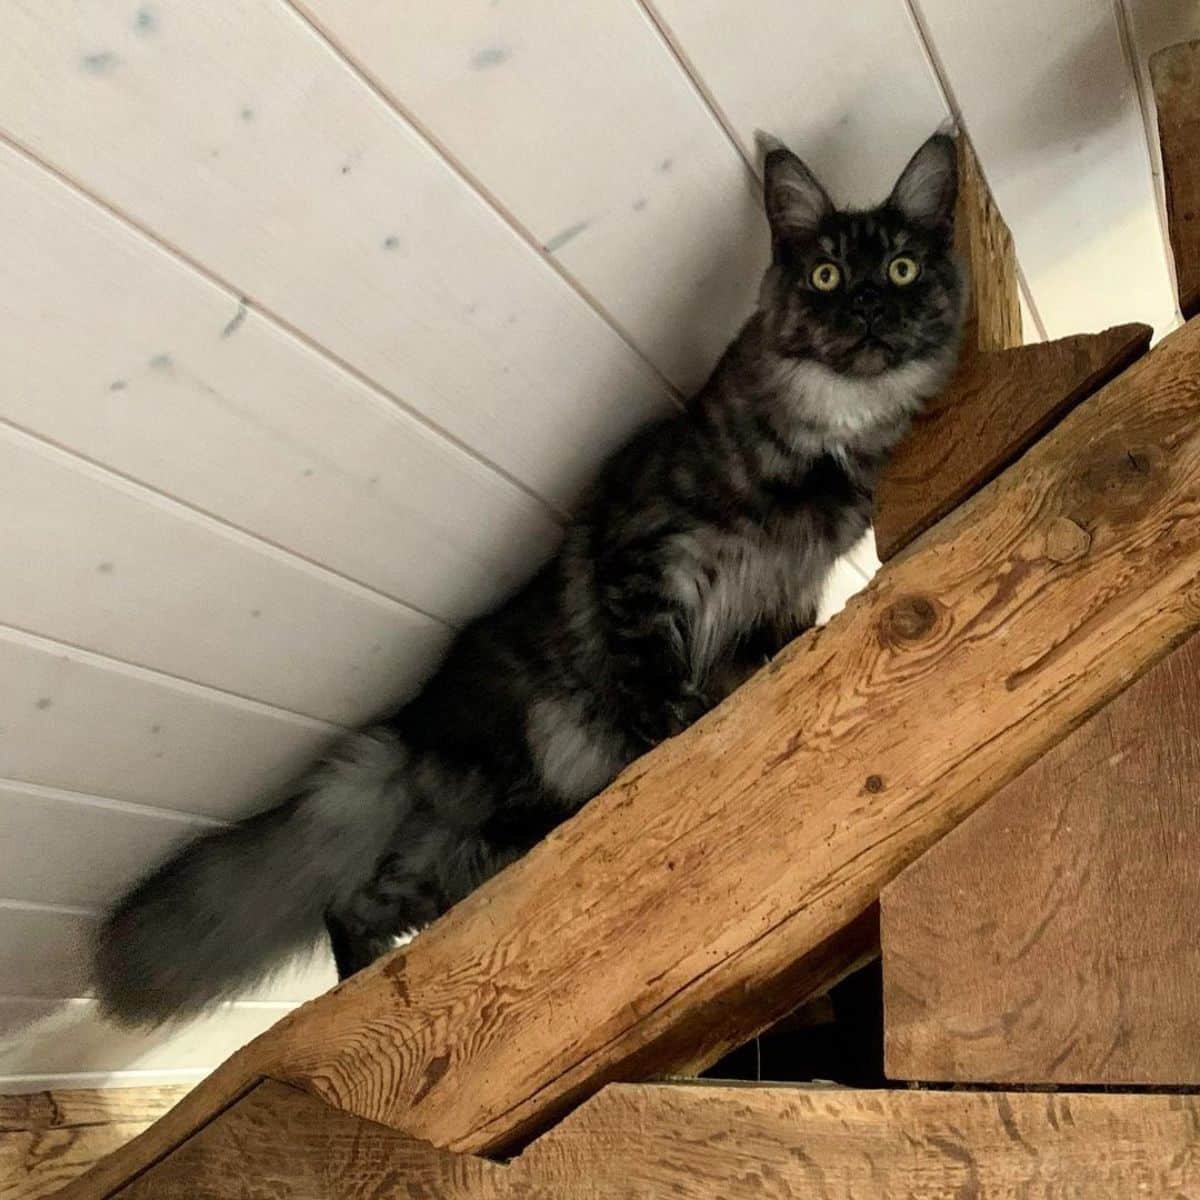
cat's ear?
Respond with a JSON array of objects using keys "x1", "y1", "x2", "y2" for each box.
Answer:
[
  {"x1": 760, "y1": 136, "x2": 832, "y2": 242},
  {"x1": 889, "y1": 133, "x2": 958, "y2": 232}
]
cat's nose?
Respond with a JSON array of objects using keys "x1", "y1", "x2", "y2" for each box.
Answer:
[{"x1": 850, "y1": 287, "x2": 883, "y2": 324}]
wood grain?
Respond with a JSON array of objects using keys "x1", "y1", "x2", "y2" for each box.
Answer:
[
  {"x1": 113, "y1": 1081, "x2": 497, "y2": 1200},
  {"x1": 1152, "y1": 40, "x2": 1200, "y2": 318},
  {"x1": 515, "y1": 1083, "x2": 1200, "y2": 1198},
  {"x1": 87, "y1": 1080, "x2": 1200, "y2": 1199},
  {"x1": 882, "y1": 631, "x2": 1200, "y2": 1084},
  {"x1": 954, "y1": 136, "x2": 1022, "y2": 357},
  {"x1": 57, "y1": 313, "x2": 1200, "y2": 1194},
  {"x1": 0, "y1": 1087, "x2": 190, "y2": 1134},
  {"x1": 3, "y1": 1121, "x2": 152, "y2": 1200},
  {"x1": 875, "y1": 323, "x2": 1152, "y2": 560},
  {"x1": 2, "y1": 1086, "x2": 188, "y2": 1200}
]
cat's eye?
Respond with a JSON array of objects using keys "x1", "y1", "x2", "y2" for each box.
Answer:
[
  {"x1": 810, "y1": 262, "x2": 841, "y2": 292},
  {"x1": 888, "y1": 256, "x2": 920, "y2": 286}
]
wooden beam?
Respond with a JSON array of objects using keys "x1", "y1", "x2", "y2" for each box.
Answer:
[
  {"x1": 0, "y1": 1086, "x2": 192, "y2": 1134},
  {"x1": 57, "y1": 315, "x2": 1200, "y2": 1194},
  {"x1": 92, "y1": 1079, "x2": 1200, "y2": 1198},
  {"x1": 875, "y1": 323, "x2": 1152, "y2": 560},
  {"x1": 112, "y1": 1081, "x2": 498, "y2": 1200},
  {"x1": 882, "y1": 630, "x2": 1200, "y2": 1085},
  {"x1": 955, "y1": 135, "x2": 1022, "y2": 356},
  {"x1": 1, "y1": 1086, "x2": 192, "y2": 1200},
  {"x1": 515, "y1": 1083, "x2": 1200, "y2": 1197},
  {"x1": 1152, "y1": 40, "x2": 1200, "y2": 318}
]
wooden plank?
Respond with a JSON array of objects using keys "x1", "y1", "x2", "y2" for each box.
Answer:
[
  {"x1": 0, "y1": 628, "x2": 337, "y2": 821},
  {"x1": 954, "y1": 136, "x2": 1021, "y2": 356},
  {"x1": 916, "y1": 0, "x2": 1177, "y2": 336},
  {"x1": 0, "y1": 781, "x2": 218, "y2": 910},
  {"x1": 646, "y1": 0, "x2": 949, "y2": 204},
  {"x1": 2, "y1": 1121, "x2": 153, "y2": 1200},
  {"x1": 0, "y1": 1086, "x2": 190, "y2": 1133},
  {"x1": 882, "y1": 631, "x2": 1200, "y2": 1085},
  {"x1": 56, "y1": 312, "x2": 1200, "y2": 1197},
  {"x1": 875, "y1": 323, "x2": 1152, "y2": 560},
  {"x1": 514, "y1": 1083, "x2": 1200, "y2": 1197},
  {"x1": 0, "y1": 143, "x2": 560, "y2": 626},
  {"x1": 97, "y1": 1080, "x2": 1200, "y2": 1199},
  {"x1": 295, "y1": 0, "x2": 764, "y2": 393},
  {"x1": 2, "y1": 1087, "x2": 192, "y2": 1198},
  {"x1": 1152, "y1": 41, "x2": 1200, "y2": 318},
  {"x1": 0, "y1": 1, "x2": 670, "y2": 507},
  {"x1": 113, "y1": 1081, "x2": 498, "y2": 1200},
  {"x1": 0, "y1": 422, "x2": 448, "y2": 726}
]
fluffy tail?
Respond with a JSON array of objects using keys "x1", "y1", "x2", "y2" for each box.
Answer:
[{"x1": 94, "y1": 734, "x2": 406, "y2": 1026}]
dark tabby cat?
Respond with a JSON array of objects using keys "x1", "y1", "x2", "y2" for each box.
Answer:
[{"x1": 96, "y1": 132, "x2": 965, "y2": 1024}]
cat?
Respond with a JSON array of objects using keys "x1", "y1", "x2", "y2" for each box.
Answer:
[{"x1": 95, "y1": 131, "x2": 965, "y2": 1025}]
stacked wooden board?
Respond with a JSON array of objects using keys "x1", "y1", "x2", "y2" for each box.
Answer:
[{"x1": 37, "y1": 40, "x2": 1200, "y2": 1200}]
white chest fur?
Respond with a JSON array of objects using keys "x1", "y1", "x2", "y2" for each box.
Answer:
[{"x1": 668, "y1": 527, "x2": 828, "y2": 680}]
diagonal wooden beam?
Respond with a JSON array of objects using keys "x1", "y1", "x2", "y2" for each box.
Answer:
[
  {"x1": 882, "y1": 629, "x2": 1200, "y2": 1085},
  {"x1": 1152, "y1": 40, "x2": 1200, "y2": 318},
  {"x1": 56, "y1": 312, "x2": 1200, "y2": 1197},
  {"x1": 874, "y1": 323, "x2": 1152, "y2": 560}
]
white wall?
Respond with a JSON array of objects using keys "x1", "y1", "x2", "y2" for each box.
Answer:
[{"x1": 0, "y1": 0, "x2": 1187, "y2": 1090}]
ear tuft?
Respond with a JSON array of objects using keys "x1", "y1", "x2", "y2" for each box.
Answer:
[
  {"x1": 763, "y1": 145, "x2": 832, "y2": 242},
  {"x1": 889, "y1": 132, "x2": 958, "y2": 232}
]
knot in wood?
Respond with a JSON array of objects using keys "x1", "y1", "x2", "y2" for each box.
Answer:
[
  {"x1": 881, "y1": 595, "x2": 940, "y2": 647},
  {"x1": 1044, "y1": 516, "x2": 1091, "y2": 564},
  {"x1": 1074, "y1": 441, "x2": 1166, "y2": 521},
  {"x1": 865, "y1": 774, "x2": 886, "y2": 794}
]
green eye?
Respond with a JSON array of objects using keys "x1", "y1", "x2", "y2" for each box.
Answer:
[
  {"x1": 810, "y1": 261, "x2": 841, "y2": 292},
  {"x1": 888, "y1": 255, "x2": 920, "y2": 286}
]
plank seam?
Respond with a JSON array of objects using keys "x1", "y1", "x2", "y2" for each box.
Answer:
[
  {"x1": 900, "y1": 0, "x2": 1050, "y2": 342},
  {"x1": 0, "y1": 129, "x2": 569, "y2": 522},
  {"x1": 634, "y1": 0, "x2": 763, "y2": 182},
  {"x1": 281, "y1": 0, "x2": 685, "y2": 410},
  {"x1": 0, "y1": 777, "x2": 231, "y2": 830},
  {"x1": 0, "y1": 416, "x2": 455, "y2": 631},
  {"x1": 0, "y1": 622, "x2": 344, "y2": 734}
]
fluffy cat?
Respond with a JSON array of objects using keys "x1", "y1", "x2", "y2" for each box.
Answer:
[{"x1": 96, "y1": 131, "x2": 965, "y2": 1024}]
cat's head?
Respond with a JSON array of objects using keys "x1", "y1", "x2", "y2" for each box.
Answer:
[{"x1": 757, "y1": 132, "x2": 964, "y2": 378}]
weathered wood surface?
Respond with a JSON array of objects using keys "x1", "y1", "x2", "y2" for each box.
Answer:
[
  {"x1": 882, "y1": 631, "x2": 1200, "y2": 1085},
  {"x1": 875, "y1": 323, "x2": 1151, "y2": 560},
  {"x1": 517, "y1": 1083, "x2": 1200, "y2": 1198},
  {"x1": 1152, "y1": 40, "x2": 1200, "y2": 318},
  {"x1": 4, "y1": 1122, "x2": 154, "y2": 1200},
  {"x1": 113, "y1": 1081, "x2": 497, "y2": 1200},
  {"x1": 955, "y1": 135, "x2": 1022, "y2": 358},
  {"x1": 57, "y1": 314, "x2": 1200, "y2": 1193},
  {"x1": 0, "y1": 1087, "x2": 190, "y2": 1134},
  {"x1": 96, "y1": 1080, "x2": 1200, "y2": 1199},
  {"x1": 1, "y1": 1086, "x2": 190, "y2": 1200}
]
